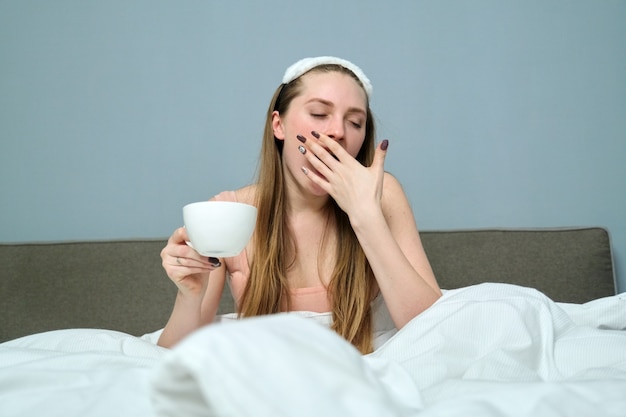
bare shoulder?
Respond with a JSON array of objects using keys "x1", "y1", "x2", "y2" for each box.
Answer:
[
  {"x1": 381, "y1": 172, "x2": 416, "y2": 222},
  {"x1": 234, "y1": 184, "x2": 258, "y2": 206},
  {"x1": 381, "y1": 172, "x2": 409, "y2": 206},
  {"x1": 210, "y1": 184, "x2": 258, "y2": 206}
]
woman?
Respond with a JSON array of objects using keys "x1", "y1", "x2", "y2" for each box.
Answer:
[{"x1": 158, "y1": 56, "x2": 441, "y2": 353}]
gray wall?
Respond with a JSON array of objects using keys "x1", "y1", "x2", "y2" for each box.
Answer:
[{"x1": 1, "y1": 1, "x2": 625, "y2": 293}]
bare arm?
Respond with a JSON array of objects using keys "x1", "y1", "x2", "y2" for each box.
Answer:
[
  {"x1": 351, "y1": 172, "x2": 441, "y2": 328},
  {"x1": 301, "y1": 135, "x2": 441, "y2": 329},
  {"x1": 157, "y1": 227, "x2": 227, "y2": 348}
]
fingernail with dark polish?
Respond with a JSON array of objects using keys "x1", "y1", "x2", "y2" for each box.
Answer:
[
  {"x1": 381, "y1": 139, "x2": 389, "y2": 151},
  {"x1": 297, "y1": 135, "x2": 306, "y2": 143},
  {"x1": 208, "y1": 257, "x2": 221, "y2": 267},
  {"x1": 311, "y1": 131, "x2": 320, "y2": 139}
]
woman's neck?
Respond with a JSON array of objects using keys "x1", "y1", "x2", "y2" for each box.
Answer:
[{"x1": 285, "y1": 183, "x2": 331, "y2": 216}]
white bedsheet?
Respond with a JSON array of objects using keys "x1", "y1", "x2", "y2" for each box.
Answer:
[{"x1": 2, "y1": 283, "x2": 625, "y2": 417}]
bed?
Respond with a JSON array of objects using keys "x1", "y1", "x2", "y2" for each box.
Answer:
[{"x1": 1, "y1": 227, "x2": 624, "y2": 416}]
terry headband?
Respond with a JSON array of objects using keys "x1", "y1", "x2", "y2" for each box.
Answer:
[{"x1": 282, "y1": 56, "x2": 373, "y2": 98}]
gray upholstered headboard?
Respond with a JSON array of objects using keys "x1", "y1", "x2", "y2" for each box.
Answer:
[
  {"x1": 0, "y1": 227, "x2": 616, "y2": 342},
  {"x1": 420, "y1": 227, "x2": 616, "y2": 304}
]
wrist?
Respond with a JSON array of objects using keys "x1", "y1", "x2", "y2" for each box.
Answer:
[
  {"x1": 175, "y1": 288, "x2": 204, "y2": 307},
  {"x1": 348, "y1": 204, "x2": 386, "y2": 234}
]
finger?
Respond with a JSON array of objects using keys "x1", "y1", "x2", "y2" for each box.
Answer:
[
  {"x1": 168, "y1": 227, "x2": 189, "y2": 244},
  {"x1": 301, "y1": 165, "x2": 332, "y2": 193},
  {"x1": 372, "y1": 139, "x2": 389, "y2": 169},
  {"x1": 163, "y1": 242, "x2": 212, "y2": 268},
  {"x1": 306, "y1": 138, "x2": 342, "y2": 170},
  {"x1": 177, "y1": 248, "x2": 219, "y2": 267},
  {"x1": 167, "y1": 255, "x2": 217, "y2": 281},
  {"x1": 306, "y1": 148, "x2": 335, "y2": 179},
  {"x1": 164, "y1": 229, "x2": 200, "y2": 263},
  {"x1": 314, "y1": 133, "x2": 350, "y2": 163},
  {"x1": 168, "y1": 254, "x2": 209, "y2": 269},
  {"x1": 170, "y1": 254, "x2": 196, "y2": 268},
  {"x1": 296, "y1": 136, "x2": 335, "y2": 180}
]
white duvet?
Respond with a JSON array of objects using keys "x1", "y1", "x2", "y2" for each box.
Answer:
[{"x1": 2, "y1": 283, "x2": 625, "y2": 417}]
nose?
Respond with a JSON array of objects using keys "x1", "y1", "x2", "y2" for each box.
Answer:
[{"x1": 324, "y1": 116, "x2": 344, "y2": 141}]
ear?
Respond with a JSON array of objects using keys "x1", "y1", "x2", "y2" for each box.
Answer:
[{"x1": 272, "y1": 110, "x2": 285, "y2": 140}]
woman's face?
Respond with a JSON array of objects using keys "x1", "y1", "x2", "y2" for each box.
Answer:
[{"x1": 272, "y1": 70, "x2": 368, "y2": 196}]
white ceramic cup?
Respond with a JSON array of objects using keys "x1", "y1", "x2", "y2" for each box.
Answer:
[{"x1": 183, "y1": 201, "x2": 257, "y2": 257}]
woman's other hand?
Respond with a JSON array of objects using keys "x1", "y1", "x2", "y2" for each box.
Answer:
[{"x1": 160, "y1": 227, "x2": 221, "y2": 297}]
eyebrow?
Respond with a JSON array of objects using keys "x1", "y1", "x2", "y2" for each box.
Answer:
[{"x1": 305, "y1": 98, "x2": 367, "y2": 116}]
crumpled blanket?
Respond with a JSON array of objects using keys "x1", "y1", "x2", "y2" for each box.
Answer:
[
  {"x1": 151, "y1": 283, "x2": 626, "y2": 417},
  {"x1": 2, "y1": 283, "x2": 625, "y2": 417}
]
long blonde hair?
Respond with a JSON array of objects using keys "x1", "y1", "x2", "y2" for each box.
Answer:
[{"x1": 239, "y1": 64, "x2": 377, "y2": 354}]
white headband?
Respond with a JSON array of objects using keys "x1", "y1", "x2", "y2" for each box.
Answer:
[{"x1": 281, "y1": 56, "x2": 373, "y2": 97}]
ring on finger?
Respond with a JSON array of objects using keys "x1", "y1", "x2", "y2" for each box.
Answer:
[{"x1": 176, "y1": 257, "x2": 182, "y2": 266}]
